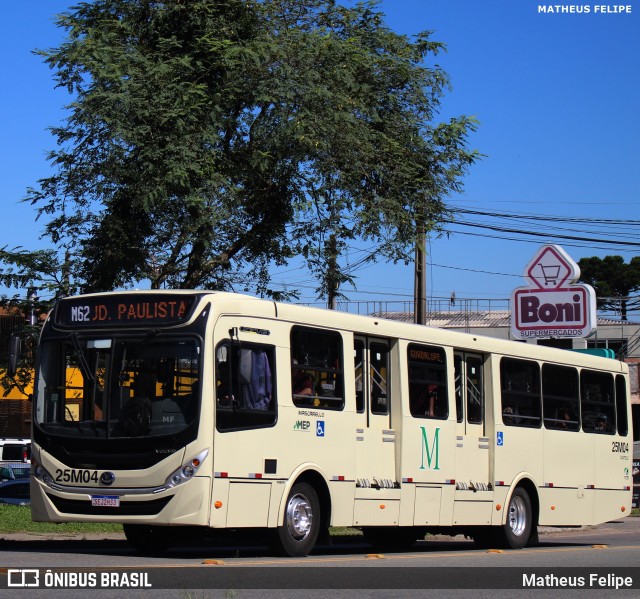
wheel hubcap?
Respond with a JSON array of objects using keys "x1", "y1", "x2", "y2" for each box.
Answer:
[
  {"x1": 286, "y1": 493, "x2": 313, "y2": 540},
  {"x1": 508, "y1": 495, "x2": 527, "y2": 537}
]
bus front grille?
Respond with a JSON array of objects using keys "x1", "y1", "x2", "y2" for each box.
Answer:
[{"x1": 45, "y1": 493, "x2": 173, "y2": 516}]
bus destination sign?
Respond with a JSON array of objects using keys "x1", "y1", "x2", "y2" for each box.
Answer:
[{"x1": 54, "y1": 295, "x2": 199, "y2": 328}]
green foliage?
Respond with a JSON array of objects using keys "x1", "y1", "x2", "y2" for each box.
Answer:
[
  {"x1": 11, "y1": 0, "x2": 479, "y2": 300},
  {"x1": 0, "y1": 247, "x2": 54, "y2": 396},
  {"x1": 0, "y1": 247, "x2": 71, "y2": 304},
  {"x1": 578, "y1": 255, "x2": 640, "y2": 320},
  {"x1": 0, "y1": 504, "x2": 122, "y2": 534}
]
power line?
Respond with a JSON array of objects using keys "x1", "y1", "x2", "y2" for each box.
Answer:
[
  {"x1": 453, "y1": 207, "x2": 640, "y2": 226},
  {"x1": 443, "y1": 220, "x2": 640, "y2": 248}
]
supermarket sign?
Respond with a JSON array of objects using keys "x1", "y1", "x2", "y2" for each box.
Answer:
[{"x1": 510, "y1": 245, "x2": 596, "y2": 339}]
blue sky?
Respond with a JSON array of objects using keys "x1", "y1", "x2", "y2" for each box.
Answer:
[{"x1": 2, "y1": 1, "x2": 638, "y2": 306}]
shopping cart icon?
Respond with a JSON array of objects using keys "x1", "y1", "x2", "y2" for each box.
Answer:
[
  {"x1": 539, "y1": 264, "x2": 561, "y2": 286},
  {"x1": 525, "y1": 244, "x2": 579, "y2": 290}
]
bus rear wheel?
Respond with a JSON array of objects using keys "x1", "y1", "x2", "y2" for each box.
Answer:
[
  {"x1": 473, "y1": 487, "x2": 533, "y2": 550},
  {"x1": 272, "y1": 482, "x2": 321, "y2": 557},
  {"x1": 123, "y1": 524, "x2": 171, "y2": 555},
  {"x1": 502, "y1": 487, "x2": 532, "y2": 549}
]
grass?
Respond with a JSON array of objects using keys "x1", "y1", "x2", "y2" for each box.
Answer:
[
  {"x1": 0, "y1": 505, "x2": 361, "y2": 537},
  {"x1": 0, "y1": 504, "x2": 122, "y2": 535}
]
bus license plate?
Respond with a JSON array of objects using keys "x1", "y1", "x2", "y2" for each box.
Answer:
[{"x1": 91, "y1": 495, "x2": 120, "y2": 507}]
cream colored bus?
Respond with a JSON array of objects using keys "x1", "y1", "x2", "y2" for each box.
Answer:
[{"x1": 28, "y1": 291, "x2": 632, "y2": 556}]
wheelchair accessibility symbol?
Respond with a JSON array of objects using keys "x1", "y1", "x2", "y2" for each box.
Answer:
[
  {"x1": 316, "y1": 421, "x2": 325, "y2": 437},
  {"x1": 497, "y1": 431, "x2": 504, "y2": 446}
]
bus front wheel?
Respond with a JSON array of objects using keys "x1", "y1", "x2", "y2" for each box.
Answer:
[{"x1": 272, "y1": 482, "x2": 321, "y2": 557}]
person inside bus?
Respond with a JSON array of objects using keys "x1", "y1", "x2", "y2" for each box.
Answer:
[
  {"x1": 293, "y1": 371, "x2": 314, "y2": 396},
  {"x1": 411, "y1": 384, "x2": 438, "y2": 418},
  {"x1": 595, "y1": 414, "x2": 610, "y2": 433},
  {"x1": 503, "y1": 404, "x2": 519, "y2": 425},
  {"x1": 425, "y1": 384, "x2": 438, "y2": 417},
  {"x1": 557, "y1": 406, "x2": 573, "y2": 430},
  {"x1": 292, "y1": 358, "x2": 314, "y2": 402}
]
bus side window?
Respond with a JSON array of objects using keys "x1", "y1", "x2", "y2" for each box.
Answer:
[
  {"x1": 453, "y1": 355, "x2": 463, "y2": 423},
  {"x1": 354, "y1": 339, "x2": 365, "y2": 413},
  {"x1": 542, "y1": 364, "x2": 580, "y2": 431},
  {"x1": 290, "y1": 326, "x2": 344, "y2": 410},
  {"x1": 581, "y1": 370, "x2": 615, "y2": 435},
  {"x1": 369, "y1": 342, "x2": 389, "y2": 415},
  {"x1": 215, "y1": 341, "x2": 277, "y2": 432},
  {"x1": 407, "y1": 344, "x2": 447, "y2": 419},
  {"x1": 500, "y1": 358, "x2": 541, "y2": 428},
  {"x1": 465, "y1": 356, "x2": 483, "y2": 424},
  {"x1": 615, "y1": 375, "x2": 628, "y2": 436}
]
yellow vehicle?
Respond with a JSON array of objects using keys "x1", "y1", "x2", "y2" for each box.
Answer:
[{"x1": 28, "y1": 291, "x2": 632, "y2": 555}]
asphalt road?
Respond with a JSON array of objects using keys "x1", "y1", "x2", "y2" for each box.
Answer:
[{"x1": 1, "y1": 518, "x2": 640, "y2": 598}]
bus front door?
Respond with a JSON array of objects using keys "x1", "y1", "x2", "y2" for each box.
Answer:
[
  {"x1": 353, "y1": 336, "x2": 399, "y2": 526},
  {"x1": 453, "y1": 352, "x2": 493, "y2": 525}
]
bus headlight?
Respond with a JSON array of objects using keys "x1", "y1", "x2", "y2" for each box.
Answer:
[
  {"x1": 165, "y1": 449, "x2": 208, "y2": 488},
  {"x1": 34, "y1": 462, "x2": 53, "y2": 484}
]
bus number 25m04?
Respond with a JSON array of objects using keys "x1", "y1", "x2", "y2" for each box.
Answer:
[{"x1": 55, "y1": 469, "x2": 99, "y2": 484}]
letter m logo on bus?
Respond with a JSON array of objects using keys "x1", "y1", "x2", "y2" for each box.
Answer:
[{"x1": 419, "y1": 426, "x2": 440, "y2": 471}]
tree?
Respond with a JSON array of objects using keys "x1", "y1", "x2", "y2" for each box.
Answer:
[
  {"x1": 0, "y1": 247, "x2": 62, "y2": 397},
  {"x1": 578, "y1": 255, "x2": 640, "y2": 320},
  {"x1": 14, "y1": 0, "x2": 478, "y2": 301}
]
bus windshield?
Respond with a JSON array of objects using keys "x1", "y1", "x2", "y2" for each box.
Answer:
[{"x1": 35, "y1": 334, "x2": 201, "y2": 439}]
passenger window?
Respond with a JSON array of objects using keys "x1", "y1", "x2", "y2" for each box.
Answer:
[
  {"x1": 615, "y1": 375, "x2": 628, "y2": 436},
  {"x1": 500, "y1": 358, "x2": 541, "y2": 428},
  {"x1": 354, "y1": 339, "x2": 365, "y2": 413},
  {"x1": 369, "y1": 342, "x2": 389, "y2": 415},
  {"x1": 581, "y1": 370, "x2": 615, "y2": 434},
  {"x1": 290, "y1": 327, "x2": 344, "y2": 410},
  {"x1": 408, "y1": 344, "x2": 447, "y2": 419},
  {"x1": 215, "y1": 342, "x2": 276, "y2": 431},
  {"x1": 542, "y1": 364, "x2": 580, "y2": 431},
  {"x1": 465, "y1": 356, "x2": 483, "y2": 424},
  {"x1": 453, "y1": 355, "x2": 463, "y2": 423}
]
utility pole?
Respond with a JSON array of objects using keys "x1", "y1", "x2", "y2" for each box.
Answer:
[
  {"x1": 414, "y1": 223, "x2": 426, "y2": 325},
  {"x1": 327, "y1": 233, "x2": 339, "y2": 310}
]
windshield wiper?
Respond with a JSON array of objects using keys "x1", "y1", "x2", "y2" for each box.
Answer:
[{"x1": 71, "y1": 333, "x2": 95, "y2": 384}]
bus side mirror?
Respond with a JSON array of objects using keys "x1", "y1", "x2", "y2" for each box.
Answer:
[{"x1": 8, "y1": 335, "x2": 21, "y2": 378}]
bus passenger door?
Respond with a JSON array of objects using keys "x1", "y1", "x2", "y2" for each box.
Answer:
[
  {"x1": 353, "y1": 337, "x2": 399, "y2": 526},
  {"x1": 453, "y1": 352, "x2": 493, "y2": 525}
]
